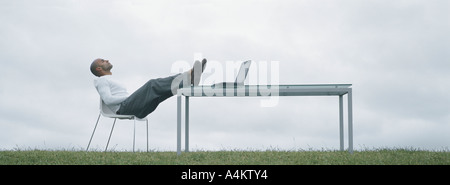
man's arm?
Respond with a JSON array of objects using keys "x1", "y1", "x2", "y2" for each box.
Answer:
[{"x1": 95, "y1": 78, "x2": 128, "y2": 106}]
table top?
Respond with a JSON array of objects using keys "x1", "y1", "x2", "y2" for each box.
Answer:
[{"x1": 179, "y1": 84, "x2": 352, "y2": 97}]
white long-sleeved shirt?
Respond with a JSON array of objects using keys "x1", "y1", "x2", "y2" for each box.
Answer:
[{"x1": 94, "y1": 75, "x2": 129, "y2": 113}]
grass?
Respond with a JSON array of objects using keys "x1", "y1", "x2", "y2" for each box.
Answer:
[{"x1": 1, "y1": 148, "x2": 449, "y2": 165}]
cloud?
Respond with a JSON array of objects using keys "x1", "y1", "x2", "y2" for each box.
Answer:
[{"x1": 0, "y1": 0, "x2": 449, "y2": 151}]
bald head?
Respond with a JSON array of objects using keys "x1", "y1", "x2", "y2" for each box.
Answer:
[{"x1": 90, "y1": 58, "x2": 113, "y2": 77}]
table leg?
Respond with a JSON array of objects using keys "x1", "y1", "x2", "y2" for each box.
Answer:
[
  {"x1": 339, "y1": 95, "x2": 344, "y2": 151},
  {"x1": 185, "y1": 96, "x2": 189, "y2": 152},
  {"x1": 347, "y1": 89, "x2": 353, "y2": 154},
  {"x1": 177, "y1": 95, "x2": 182, "y2": 155}
]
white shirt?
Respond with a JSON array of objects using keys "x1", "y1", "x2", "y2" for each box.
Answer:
[{"x1": 94, "y1": 75, "x2": 129, "y2": 113}]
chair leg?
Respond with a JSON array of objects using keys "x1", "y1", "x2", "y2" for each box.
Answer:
[
  {"x1": 133, "y1": 118, "x2": 136, "y2": 152},
  {"x1": 105, "y1": 118, "x2": 117, "y2": 152},
  {"x1": 87, "y1": 113, "x2": 101, "y2": 151},
  {"x1": 146, "y1": 120, "x2": 149, "y2": 152}
]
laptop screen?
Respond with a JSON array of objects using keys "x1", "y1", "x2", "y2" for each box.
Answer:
[{"x1": 235, "y1": 60, "x2": 252, "y2": 83}]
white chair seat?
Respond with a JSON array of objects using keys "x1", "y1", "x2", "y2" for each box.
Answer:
[{"x1": 86, "y1": 99, "x2": 149, "y2": 152}]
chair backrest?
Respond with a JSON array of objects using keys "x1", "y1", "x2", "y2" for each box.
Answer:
[
  {"x1": 99, "y1": 99, "x2": 134, "y2": 119},
  {"x1": 100, "y1": 99, "x2": 115, "y2": 115}
]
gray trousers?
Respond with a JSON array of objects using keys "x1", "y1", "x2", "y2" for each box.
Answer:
[{"x1": 116, "y1": 73, "x2": 188, "y2": 119}]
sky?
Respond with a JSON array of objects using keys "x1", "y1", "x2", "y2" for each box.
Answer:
[{"x1": 0, "y1": 0, "x2": 449, "y2": 152}]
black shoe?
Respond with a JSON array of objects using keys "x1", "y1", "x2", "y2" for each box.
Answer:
[
  {"x1": 201, "y1": 58, "x2": 207, "y2": 72},
  {"x1": 191, "y1": 59, "x2": 207, "y2": 86},
  {"x1": 191, "y1": 60, "x2": 202, "y2": 86}
]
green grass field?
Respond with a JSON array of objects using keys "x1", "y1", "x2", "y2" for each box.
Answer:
[{"x1": 1, "y1": 148, "x2": 449, "y2": 165}]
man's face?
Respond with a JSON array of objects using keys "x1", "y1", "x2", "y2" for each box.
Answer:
[{"x1": 96, "y1": 58, "x2": 113, "y2": 72}]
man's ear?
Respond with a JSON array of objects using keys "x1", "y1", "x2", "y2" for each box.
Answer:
[{"x1": 95, "y1": 67, "x2": 103, "y2": 75}]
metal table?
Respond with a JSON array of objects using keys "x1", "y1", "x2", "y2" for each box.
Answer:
[{"x1": 176, "y1": 84, "x2": 353, "y2": 155}]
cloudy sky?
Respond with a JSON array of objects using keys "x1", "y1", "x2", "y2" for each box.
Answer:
[{"x1": 1, "y1": 0, "x2": 449, "y2": 152}]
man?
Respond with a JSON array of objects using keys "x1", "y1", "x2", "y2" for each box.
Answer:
[{"x1": 90, "y1": 58, "x2": 207, "y2": 118}]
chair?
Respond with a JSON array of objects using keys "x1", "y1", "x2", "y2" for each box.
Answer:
[{"x1": 86, "y1": 99, "x2": 149, "y2": 152}]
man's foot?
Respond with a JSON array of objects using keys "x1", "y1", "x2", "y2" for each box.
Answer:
[
  {"x1": 201, "y1": 58, "x2": 207, "y2": 72},
  {"x1": 191, "y1": 59, "x2": 207, "y2": 86},
  {"x1": 191, "y1": 61, "x2": 201, "y2": 86}
]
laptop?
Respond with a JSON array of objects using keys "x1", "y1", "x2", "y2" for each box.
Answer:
[{"x1": 211, "y1": 60, "x2": 252, "y2": 88}]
